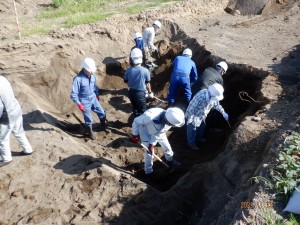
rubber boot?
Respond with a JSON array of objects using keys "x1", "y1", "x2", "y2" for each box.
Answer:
[
  {"x1": 100, "y1": 118, "x2": 111, "y2": 133},
  {"x1": 87, "y1": 125, "x2": 96, "y2": 140}
]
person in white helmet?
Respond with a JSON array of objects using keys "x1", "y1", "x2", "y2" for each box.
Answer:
[
  {"x1": 70, "y1": 58, "x2": 110, "y2": 140},
  {"x1": 191, "y1": 61, "x2": 228, "y2": 96},
  {"x1": 124, "y1": 48, "x2": 153, "y2": 118},
  {"x1": 185, "y1": 83, "x2": 229, "y2": 151},
  {"x1": 0, "y1": 75, "x2": 33, "y2": 167},
  {"x1": 191, "y1": 61, "x2": 229, "y2": 137},
  {"x1": 142, "y1": 20, "x2": 162, "y2": 65},
  {"x1": 167, "y1": 48, "x2": 198, "y2": 107},
  {"x1": 129, "y1": 32, "x2": 145, "y2": 66},
  {"x1": 131, "y1": 107, "x2": 184, "y2": 175}
]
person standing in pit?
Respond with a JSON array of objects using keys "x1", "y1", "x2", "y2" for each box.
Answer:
[
  {"x1": 142, "y1": 20, "x2": 162, "y2": 66},
  {"x1": 185, "y1": 83, "x2": 229, "y2": 151},
  {"x1": 124, "y1": 48, "x2": 153, "y2": 118},
  {"x1": 131, "y1": 107, "x2": 184, "y2": 175}
]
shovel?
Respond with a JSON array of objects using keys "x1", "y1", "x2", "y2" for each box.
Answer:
[
  {"x1": 128, "y1": 134, "x2": 169, "y2": 168},
  {"x1": 153, "y1": 95, "x2": 167, "y2": 104}
]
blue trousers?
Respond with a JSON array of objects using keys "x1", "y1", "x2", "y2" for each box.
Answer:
[
  {"x1": 128, "y1": 89, "x2": 146, "y2": 117},
  {"x1": 81, "y1": 97, "x2": 106, "y2": 126},
  {"x1": 187, "y1": 121, "x2": 206, "y2": 146},
  {"x1": 167, "y1": 75, "x2": 191, "y2": 103}
]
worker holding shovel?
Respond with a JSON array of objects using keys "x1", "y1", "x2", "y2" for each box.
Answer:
[
  {"x1": 131, "y1": 107, "x2": 184, "y2": 175},
  {"x1": 185, "y1": 83, "x2": 229, "y2": 151}
]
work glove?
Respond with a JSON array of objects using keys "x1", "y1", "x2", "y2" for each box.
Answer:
[
  {"x1": 148, "y1": 144, "x2": 154, "y2": 156},
  {"x1": 131, "y1": 134, "x2": 139, "y2": 144},
  {"x1": 223, "y1": 112, "x2": 229, "y2": 121},
  {"x1": 148, "y1": 92, "x2": 154, "y2": 99},
  {"x1": 96, "y1": 96, "x2": 100, "y2": 101},
  {"x1": 77, "y1": 103, "x2": 85, "y2": 112}
]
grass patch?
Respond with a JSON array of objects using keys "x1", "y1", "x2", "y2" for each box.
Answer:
[
  {"x1": 19, "y1": 0, "x2": 181, "y2": 37},
  {"x1": 125, "y1": 2, "x2": 156, "y2": 14},
  {"x1": 63, "y1": 13, "x2": 112, "y2": 28}
]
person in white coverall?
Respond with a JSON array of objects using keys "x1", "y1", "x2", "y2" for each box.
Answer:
[
  {"x1": 131, "y1": 107, "x2": 184, "y2": 175},
  {"x1": 0, "y1": 75, "x2": 33, "y2": 167},
  {"x1": 142, "y1": 20, "x2": 162, "y2": 65}
]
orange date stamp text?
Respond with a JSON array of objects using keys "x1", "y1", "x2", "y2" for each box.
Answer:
[{"x1": 241, "y1": 201, "x2": 273, "y2": 208}]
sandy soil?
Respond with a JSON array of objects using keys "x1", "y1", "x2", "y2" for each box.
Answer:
[{"x1": 0, "y1": 0, "x2": 300, "y2": 224}]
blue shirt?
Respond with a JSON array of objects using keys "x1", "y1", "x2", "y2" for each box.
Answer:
[
  {"x1": 135, "y1": 38, "x2": 144, "y2": 51},
  {"x1": 70, "y1": 70, "x2": 99, "y2": 104},
  {"x1": 172, "y1": 56, "x2": 198, "y2": 82},
  {"x1": 124, "y1": 66, "x2": 151, "y2": 91}
]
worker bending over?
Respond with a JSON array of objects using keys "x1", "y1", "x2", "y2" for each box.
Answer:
[
  {"x1": 185, "y1": 83, "x2": 229, "y2": 151},
  {"x1": 191, "y1": 61, "x2": 228, "y2": 96},
  {"x1": 131, "y1": 107, "x2": 184, "y2": 175},
  {"x1": 142, "y1": 20, "x2": 162, "y2": 66},
  {"x1": 167, "y1": 48, "x2": 198, "y2": 107}
]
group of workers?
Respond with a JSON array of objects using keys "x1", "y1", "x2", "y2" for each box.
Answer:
[
  {"x1": 125, "y1": 20, "x2": 230, "y2": 174},
  {"x1": 0, "y1": 20, "x2": 229, "y2": 177}
]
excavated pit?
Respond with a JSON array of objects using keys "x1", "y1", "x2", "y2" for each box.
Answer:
[
  {"x1": 15, "y1": 22, "x2": 271, "y2": 194},
  {"x1": 102, "y1": 40, "x2": 269, "y2": 191}
]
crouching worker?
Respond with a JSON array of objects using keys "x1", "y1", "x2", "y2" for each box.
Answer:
[
  {"x1": 131, "y1": 107, "x2": 184, "y2": 175},
  {"x1": 70, "y1": 58, "x2": 110, "y2": 140},
  {"x1": 185, "y1": 83, "x2": 229, "y2": 151}
]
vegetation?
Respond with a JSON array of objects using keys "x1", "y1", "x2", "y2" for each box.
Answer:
[
  {"x1": 248, "y1": 132, "x2": 300, "y2": 225},
  {"x1": 19, "y1": 0, "x2": 181, "y2": 36},
  {"x1": 274, "y1": 132, "x2": 300, "y2": 196}
]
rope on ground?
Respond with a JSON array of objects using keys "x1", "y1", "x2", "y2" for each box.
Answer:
[{"x1": 238, "y1": 91, "x2": 259, "y2": 103}]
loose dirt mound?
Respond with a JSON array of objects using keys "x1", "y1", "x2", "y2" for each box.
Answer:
[{"x1": 0, "y1": 0, "x2": 300, "y2": 224}]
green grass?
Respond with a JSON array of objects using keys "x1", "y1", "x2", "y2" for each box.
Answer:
[
  {"x1": 20, "y1": 0, "x2": 181, "y2": 37},
  {"x1": 64, "y1": 13, "x2": 112, "y2": 28}
]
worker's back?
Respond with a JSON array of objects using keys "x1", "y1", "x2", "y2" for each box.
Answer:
[
  {"x1": 172, "y1": 55, "x2": 196, "y2": 76},
  {"x1": 191, "y1": 67, "x2": 223, "y2": 96}
]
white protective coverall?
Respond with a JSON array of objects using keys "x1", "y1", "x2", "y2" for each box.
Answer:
[
  {"x1": 132, "y1": 108, "x2": 174, "y2": 174},
  {"x1": 0, "y1": 76, "x2": 33, "y2": 163},
  {"x1": 142, "y1": 26, "x2": 156, "y2": 62}
]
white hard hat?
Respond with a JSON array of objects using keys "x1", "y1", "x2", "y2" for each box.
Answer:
[
  {"x1": 133, "y1": 32, "x2": 142, "y2": 40},
  {"x1": 216, "y1": 61, "x2": 228, "y2": 74},
  {"x1": 183, "y1": 48, "x2": 192, "y2": 58},
  {"x1": 165, "y1": 107, "x2": 185, "y2": 127},
  {"x1": 208, "y1": 83, "x2": 224, "y2": 101},
  {"x1": 152, "y1": 20, "x2": 162, "y2": 29},
  {"x1": 82, "y1": 58, "x2": 96, "y2": 73},
  {"x1": 130, "y1": 48, "x2": 143, "y2": 64}
]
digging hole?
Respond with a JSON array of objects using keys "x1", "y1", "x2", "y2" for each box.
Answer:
[{"x1": 104, "y1": 42, "x2": 269, "y2": 192}]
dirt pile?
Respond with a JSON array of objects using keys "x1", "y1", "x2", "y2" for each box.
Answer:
[{"x1": 0, "y1": 0, "x2": 300, "y2": 224}]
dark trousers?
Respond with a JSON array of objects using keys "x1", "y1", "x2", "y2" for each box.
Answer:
[{"x1": 128, "y1": 89, "x2": 146, "y2": 117}]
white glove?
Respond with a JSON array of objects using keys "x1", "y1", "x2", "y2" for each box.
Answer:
[
  {"x1": 148, "y1": 92, "x2": 154, "y2": 99},
  {"x1": 145, "y1": 91, "x2": 149, "y2": 98},
  {"x1": 151, "y1": 46, "x2": 157, "y2": 51},
  {"x1": 223, "y1": 112, "x2": 229, "y2": 121}
]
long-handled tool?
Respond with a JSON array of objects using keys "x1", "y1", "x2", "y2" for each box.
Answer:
[
  {"x1": 153, "y1": 95, "x2": 167, "y2": 104},
  {"x1": 128, "y1": 134, "x2": 169, "y2": 168}
]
